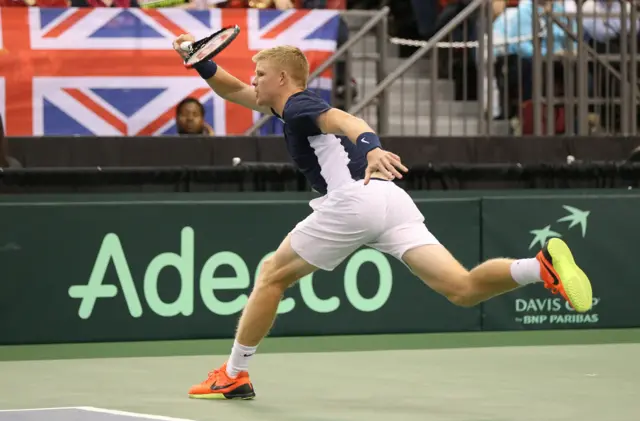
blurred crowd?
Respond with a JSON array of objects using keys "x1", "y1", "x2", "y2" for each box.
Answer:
[{"x1": 400, "y1": 0, "x2": 640, "y2": 135}]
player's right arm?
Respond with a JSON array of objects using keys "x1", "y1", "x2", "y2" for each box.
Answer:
[
  {"x1": 203, "y1": 66, "x2": 272, "y2": 114},
  {"x1": 172, "y1": 34, "x2": 272, "y2": 116}
]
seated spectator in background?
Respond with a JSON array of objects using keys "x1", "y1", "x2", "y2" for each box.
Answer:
[
  {"x1": 492, "y1": 0, "x2": 577, "y2": 58},
  {"x1": 427, "y1": 0, "x2": 472, "y2": 40},
  {"x1": 582, "y1": 0, "x2": 640, "y2": 44},
  {"x1": 176, "y1": 98, "x2": 214, "y2": 136},
  {"x1": 410, "y1": 0, "x2": 440, "y2": 40},
  {"x1": 0, "y1": 116, "x2": 23, "y2": 169},
  {"x1": 425, "y1": 0, "x2": 473, "y2": 80},
  {"x1": 415, "y1": 0, "x2": 520, "y2": 80},
  {"x1": 486, "y1": 0, "x2": 577, "y2": 124},
  {"x1": 582, "y1": 0, "x2": 640, "y2": 133}
]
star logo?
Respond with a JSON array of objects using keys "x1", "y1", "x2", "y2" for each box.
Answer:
[
  {"x1": 528, "y1": 225, "x2": 562, "y2": 250},
  {"x1": 556, "y1": 205, "x2": 590, "y2": 237}
]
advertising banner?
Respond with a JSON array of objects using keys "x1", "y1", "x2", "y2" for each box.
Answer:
[
  {"x1": 0, "y1": 195, "x2": 481, "y2": 345},
  {"x1": 481, "y1": 195, "x2": 640, "y2": 330}
]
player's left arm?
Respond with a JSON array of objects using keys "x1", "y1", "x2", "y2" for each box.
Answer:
[
  {"x1": 316, "y1": 107, "x2": 373, "y2": 139},
  {"x1": 316, "y1": 108, "x2": 408, "y2": 182}
]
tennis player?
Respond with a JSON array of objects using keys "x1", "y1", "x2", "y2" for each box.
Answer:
[{"x1": 173, "y1": 34, "x2": 593, "y2": 401}]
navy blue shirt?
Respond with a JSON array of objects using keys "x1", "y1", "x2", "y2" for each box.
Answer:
[{"x1": 272, "y1": 90, "x2": 367, "y2": 195}]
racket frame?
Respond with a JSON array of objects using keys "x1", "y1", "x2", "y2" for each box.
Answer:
[{"x1": 182, "y1": 25, "x2": 241, "y2": 69}]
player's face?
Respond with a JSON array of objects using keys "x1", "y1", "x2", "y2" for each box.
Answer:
[{"x1": 253, "y1": 60, "x2": 282, "y2": 106}]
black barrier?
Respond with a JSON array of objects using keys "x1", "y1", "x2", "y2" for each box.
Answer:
[
  {"x1": 7, "y1": 135, "x2": 640, "y2": 168},
  {"x1": 0, "y1": 190, "x2": 638, "y2": 345},
  {"x1": 2, "y1": 163, "x2": 640, "y2": 193}
]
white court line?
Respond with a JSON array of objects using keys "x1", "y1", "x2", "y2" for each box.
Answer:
[
  {"x1": 78, "y1": 406, "x2": 197, "y2": 421},
  {"x1": 0, "y1": 407, "x2": 196, "y2": 420},
  {"x1": 0, "y1": 407, "x2": 83, "y2": 412}
]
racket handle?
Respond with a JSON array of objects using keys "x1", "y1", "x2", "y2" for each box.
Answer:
[{"x1": 180, "y1": 41, "x2": 193, "y2": 51}]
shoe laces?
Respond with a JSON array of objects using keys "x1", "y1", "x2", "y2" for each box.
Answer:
[{"x1": 203, "y1": 368, "x2": 223, "y2": 384}]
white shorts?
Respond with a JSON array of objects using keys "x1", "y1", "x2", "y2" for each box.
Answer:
[{"x1": 290, "y1": 179, "x2": 440, "y2": 271}]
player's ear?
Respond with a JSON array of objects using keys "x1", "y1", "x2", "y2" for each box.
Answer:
[{"x1": 279, "y1": 71, "x2": 286, "y2": 86}]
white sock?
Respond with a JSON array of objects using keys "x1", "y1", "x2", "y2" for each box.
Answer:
[
  {"x1": 510, "y1": 258, "x2": 542, "y2": 285},
  {"x1": 226, "y1": 340, "x2": 257, "y2": 378}
]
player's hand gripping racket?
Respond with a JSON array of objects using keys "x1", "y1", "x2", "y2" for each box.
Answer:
[{"x1": 179, "y1": 26, "x2": 240, "y2": 69}]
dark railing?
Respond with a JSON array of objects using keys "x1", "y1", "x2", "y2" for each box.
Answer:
[
  {"x1": 6, "y1": 135, "x2": 639, "y2": 168},
  {"x1": 2, "y1": 162, "x2": 640, "y2": 194}
]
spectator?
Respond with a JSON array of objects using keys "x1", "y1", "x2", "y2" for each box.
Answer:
[
  {"x1": 410, "y1": 0, "x2": 440, "y2": 41},
  {"x1": 582, "y1": 0, "x2": 640, "y2": 133},
  {"x1": 422, "y1": 0, "x2": 474, "y2": 80},
  {"x1": 487, "y1": 0, "x2": 577, "y2": 123},
  {"x1": 426, "y1": 0, "x2": 470, "y2": 40},
  {"x1": 582, "y1": 0, "x2": 640, "y2": 44},
  {"x1": 176, "y1": 98, "x2": 214, "y2": 136}
]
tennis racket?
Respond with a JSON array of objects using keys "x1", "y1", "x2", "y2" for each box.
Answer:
[
  {"x1": 138, "y1": 0, "x2": 188, "y2": 8},
  {"x1": 181, "y1": 26, "x2": 241, "y2": 69}
]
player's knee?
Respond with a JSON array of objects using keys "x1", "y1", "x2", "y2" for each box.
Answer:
[
  {"x1": 447, "y1": 292, "x2": 478, "y2": 308},
  {"x1": 443, "y1": 275, "x2": 478, "y2": 308},
  {"x1": 255, "y1": 257, "x2": 279, "y2": 288},
  {"x1": 254, "y1": 256, "x2": 290, "y2": 293}
]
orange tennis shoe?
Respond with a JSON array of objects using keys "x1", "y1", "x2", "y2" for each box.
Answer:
[
  {"x1": 188, "y1": 362, "x2": 255, "y2": 400},
  {"x1": 536, "y1": 238, "x2": 593, "y2": 313}
]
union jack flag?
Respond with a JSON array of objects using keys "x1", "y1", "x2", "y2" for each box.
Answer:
[{"x1": 0, "y1": 7, "x2": 339, "y2": 136}]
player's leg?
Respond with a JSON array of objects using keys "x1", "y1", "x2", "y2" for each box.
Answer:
[
  {"x1": 234, "y1": 234, "x2": 316, "y2": 347},
  {"x1": 402, "y1": 244, "x2": 521, "y2": 307},
  {"x1": 188, "y1": 233, "x2": 318, "y2": 400},
  {"x1": 368, "y1": 182, "x2": 592, "y2": 312},
  {"x1": 402, "y1": 238, "x2": 592, "y2": 312},
  {"x1": 188, "y1": 191, "x2": 377, "y2": 400}
]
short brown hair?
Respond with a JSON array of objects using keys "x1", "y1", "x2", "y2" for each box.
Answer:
[{"x1": 252, "y1": 45, "x2": 310, "y2": 88}]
